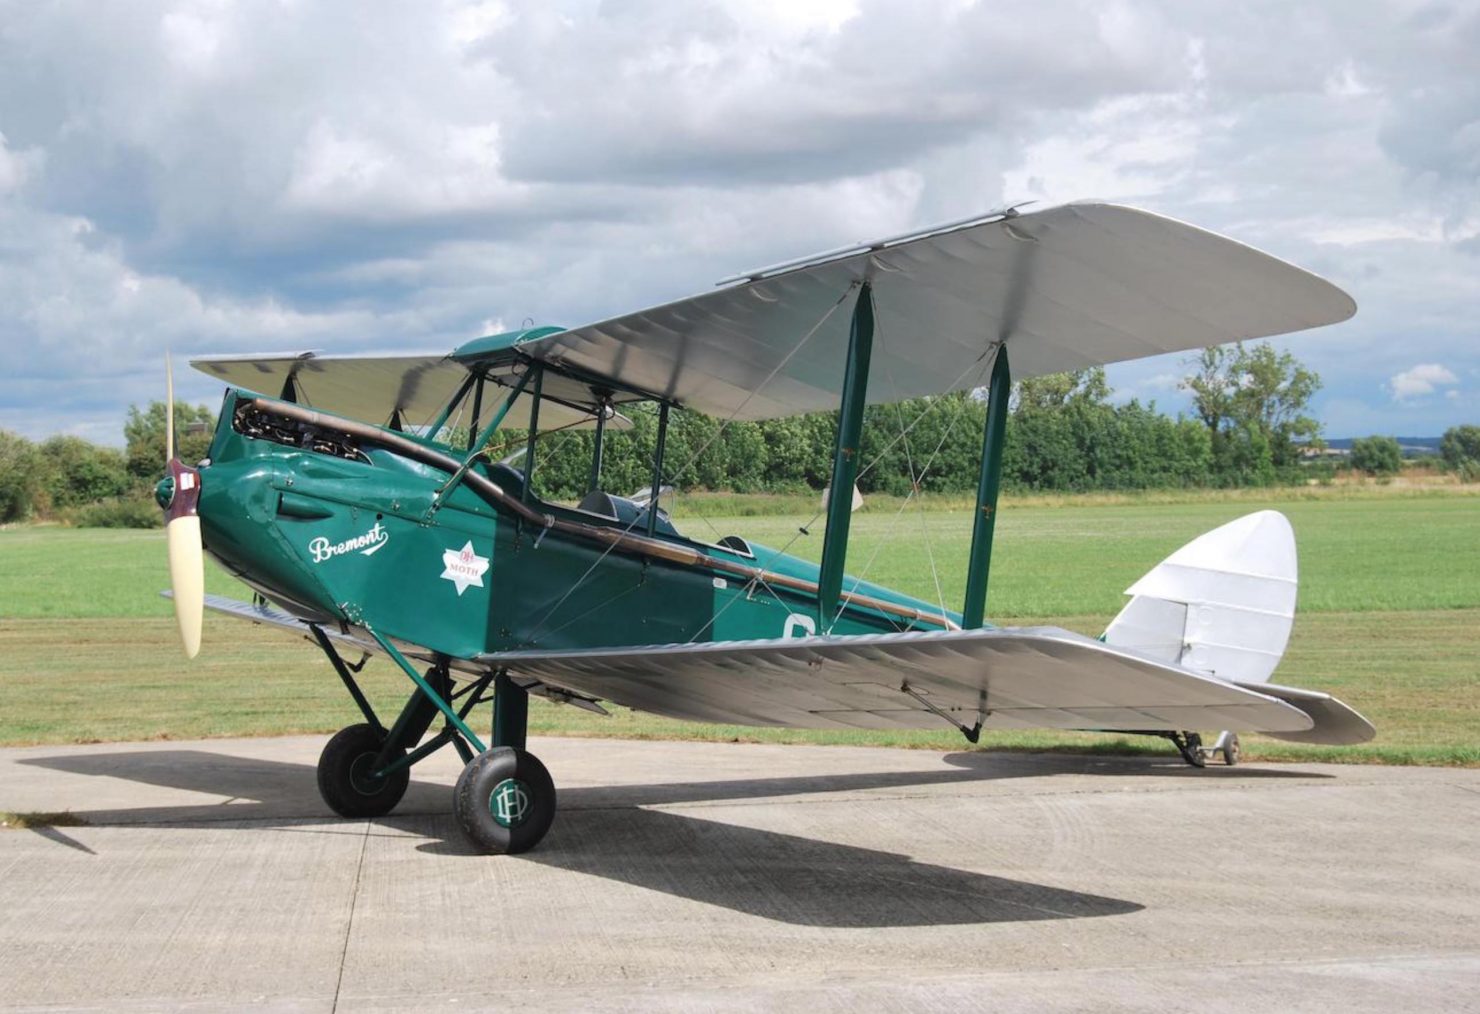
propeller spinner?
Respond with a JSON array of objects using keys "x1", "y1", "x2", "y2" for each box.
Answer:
[{"x1": 156, "y1": 357, "x2": 204, "y2": 658}]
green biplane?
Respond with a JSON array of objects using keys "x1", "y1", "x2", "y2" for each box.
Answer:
[{"x1": 157, "y1": 202, "x2": 1374, "y2": 854}]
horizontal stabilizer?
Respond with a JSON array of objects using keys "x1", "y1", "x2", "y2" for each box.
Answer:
[{"x1": 1232, "y1": 680, "x2": 1376, "y2": 745}]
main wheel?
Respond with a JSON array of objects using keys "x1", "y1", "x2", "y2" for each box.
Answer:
[
  {"x1": 453, "y1": 746, "x2": 556, "y2": 855},
  {"x1": 317, "y1": 723, "x2": 410, "y2": 818}
]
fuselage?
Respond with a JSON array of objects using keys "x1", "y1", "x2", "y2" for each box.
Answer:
[{"x1": 197, "y1": 388, "x2": 961, "y2": 662}]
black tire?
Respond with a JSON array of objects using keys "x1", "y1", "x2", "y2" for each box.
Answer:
[
  {"x1": 1223, "y1": 734, "x2": 1241, "y2": 767},
  {"x1": 453, "y1": 746, "x2": 556, "y2": 855},
  {"x1": 317, "y1": 723, "x2": 410, "y2": 818}
]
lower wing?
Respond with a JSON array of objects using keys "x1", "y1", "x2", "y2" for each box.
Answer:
[
  {"x1": 199, "y1": 595, "x2": 1371, "y2": 744},
  {"x1": 480, "y1": 627, "x2": 1344, "y2": 739}
]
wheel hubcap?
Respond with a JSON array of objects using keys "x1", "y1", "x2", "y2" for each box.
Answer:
[
  {"x1": 348, "y1": 753, "x2": 386, "y2": 796},
  {"x1": 490, "y1": 778, "x2": 531, "y2": 829}
]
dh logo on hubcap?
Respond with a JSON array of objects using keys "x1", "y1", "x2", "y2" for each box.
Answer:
[{"x1": 490, "y1": 778, "x2": 531, "y2": 828}]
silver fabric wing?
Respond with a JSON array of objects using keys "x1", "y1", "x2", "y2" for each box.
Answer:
[
  {"x1": 189, "y1": 203, "x2": 1354, "y2": 426},
  {"x1": 519, "y1": 202, "x2": 1356, "y2": 420},
  {"x1": 480, "y1": 626, "x2": 1317, "y2": 736},
  {"x1": 188, "y1": 352, "x2": 614, "y2": 432},
  {"x1": 190, "y1": 352, "x2": 467, "y2": 428},
  {"x1": 197, "y1": 594, "x2": 1368, "y2": 743}
]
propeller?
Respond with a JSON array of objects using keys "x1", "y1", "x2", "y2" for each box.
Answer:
[{"x1": 158, "y1": 356, "x2": 204, "y2": 658}]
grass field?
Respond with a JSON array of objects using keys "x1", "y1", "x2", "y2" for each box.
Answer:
[{"x1": 1, "y1": 488, "x2": 1476, "y2": 765}]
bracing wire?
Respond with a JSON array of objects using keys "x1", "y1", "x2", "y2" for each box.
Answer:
[
  {"x1": 692, "y1": 346, "x2": 993, "y2": 641},
  {"x1": 834, "y1": 367, "x2": 982, "y2": 627},
  {"x1": 523, "y1": 285, "x2": 855, "y2": 643},
  {"x1": 897, "y1": 396, "x2": 952, "y2": 626},
  {"x1": 828, "y1": 346, "x2": 988, "y2": 633}
]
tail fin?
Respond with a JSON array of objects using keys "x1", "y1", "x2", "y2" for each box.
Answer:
[{"x1": 1103, "y1": 510, "x2": 1297, "y2": 684}]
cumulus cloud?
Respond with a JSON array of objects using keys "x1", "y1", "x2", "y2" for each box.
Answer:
[
  {"x1": 0, "y1": 132, "x2": 40, "y2": 194},
  {"x1": 1389, "y1": 363, "x2": 1460, "y2": 401},
  {"x1": 0, "y1": 0, "x2": 1478, "y2": 442}
]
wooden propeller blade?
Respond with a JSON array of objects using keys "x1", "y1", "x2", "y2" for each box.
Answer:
[
  {"x1": 167, "y1": 514, "x2": 203, "y2": 659},
  {"x1": 165, "y1": 355, "x2": 175, "y2": 463}
]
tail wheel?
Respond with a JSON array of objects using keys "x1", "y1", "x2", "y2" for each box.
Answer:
[
  {"x1": 317, "y1": 723, "x2": 410, "y2": 818},
  {"x1": 453, "y1": 746, "x2": 556, "y2": 855},
  {"x1": 1223, "y1": 734, "x2": 1241, "y2": 766}
]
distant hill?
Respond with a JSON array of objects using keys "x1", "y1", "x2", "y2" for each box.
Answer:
[{"x1": 1323, "y1": 436, "x2": 1442, "y2": 457}]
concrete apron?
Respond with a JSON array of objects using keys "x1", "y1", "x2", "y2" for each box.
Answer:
[{"x1": 1, "y1": 735, "x2": 1477, "y2": 1012}]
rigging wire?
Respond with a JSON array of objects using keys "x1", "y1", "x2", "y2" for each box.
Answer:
[
  {"x1": 828, "y1": 359, "x2": 986, "y2": 631},
  {"x1": 743, "y1": 343, "x2": 996, "y2": 563},
  {"x1": 522, "y1": 285, "x2": 855, "y2": 644},
  {"x1": 885, "y1": 342, "x2": 953, "y2": 626},
  {"x1": 688, "y1": 347, "x2": 993, "y2": 642}
]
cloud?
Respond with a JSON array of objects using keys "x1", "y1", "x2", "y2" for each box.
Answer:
[
  {"x1": 0, "y1": 131, "x2": 41, "y2": 195},
  {"x1": 0, "y1": 0, "x2": 1478, "y2": 444},
  {"x1": 1389, "y1": 363, "x2": 1460, "y2": 401}
]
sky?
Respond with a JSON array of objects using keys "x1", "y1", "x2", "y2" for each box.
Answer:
[{"x1": 0, "y1": 0, "x2": 1476, "y2": 446}]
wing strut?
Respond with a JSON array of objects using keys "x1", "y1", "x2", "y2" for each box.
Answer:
[
  {"x1": 817, "y1": 282, "x2": 874, "y2": 630},
  {"x1": 962, "y1": 344, "x2": 1011, "y2": 628},
  {"x1": 900, "y1": 680, "x2": 986, "y2": 744}
]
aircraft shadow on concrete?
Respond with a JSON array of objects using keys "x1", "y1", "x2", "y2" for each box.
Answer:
[
  {"x1": 15, "y1": 746, "x2": 1329, "y2": 928},
  {"x1": 426, "y1": 805, "x2": 1144, "y2": 927}
]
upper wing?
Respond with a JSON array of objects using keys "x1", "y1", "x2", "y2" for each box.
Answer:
[
  {"x1": 480, "y1": 626, "x2": 1317, "y2": 736},
  {"x1": 190, "y1": 204, "x2": 1354, "y2": 425},
  {"x1": 511, "y1": 202, "x2": 1356, "y2": 420},
  {"x1": 190, "y1": 351, "x2": 468, "y2": 428},
  {"x1": 188, "y1": 350, "x2": 618, "y2": 432}
]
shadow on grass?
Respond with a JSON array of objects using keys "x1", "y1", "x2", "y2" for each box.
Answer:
[{"x1": 1, "y1": 810, "x2": 95, "y2": 855}]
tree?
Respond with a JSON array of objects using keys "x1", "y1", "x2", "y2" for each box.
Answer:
[
  {"x1": 1014, "y1": 367, "x2": 1111, "y2": 414},
  {"x1": 721, "y1": 422, "x2": 768, "y2": 492},
  {"x1": 1440, "y1": 425, "x2": 1480, "y2": 479},
  {"x1": 1349, "y1": 435, "x2": 1402, "y2": 477},
  {"x1": 758, "y1": 415, "x2": 817, "y2": 489},
  {"x1": 124, "y1": 401, "x2": 217, "y2": 482},
  {"x1": 852, "y1": 391, "x2": 1000, "y2": 496},
  {"x1": 1182, "y1": 342, "x2": 1322, "y2": 481},
  {"x1": 37, "y1": 436, "x2": 131, "y2": 509},
  {"x1": 0, "y1": 430, "x2": 40, "y2": 522}
]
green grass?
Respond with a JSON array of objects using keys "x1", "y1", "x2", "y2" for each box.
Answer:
[
  {"x1": 0, "y1": 811, "x2": 87, "y2": 830},
  {"x1": 681, "y1": 493, "x2": 1480, "y2": 616},
  {"x1": 0, "y1": 611, "x2": 1473, "y2": 764},
  {"x1": 5, "y1": 492, "x2": 1476, "y2": 619},
  {"x1": 0, "y1": 489, "x2": 1475, "y2": 765},
  {"x1": 0, "y1": 526, "x2": 248, "y2": 619}
]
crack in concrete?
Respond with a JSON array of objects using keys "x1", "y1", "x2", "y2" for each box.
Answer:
[{"x1": 331, "y1": 821, "x2": 371, "y2": 1014}]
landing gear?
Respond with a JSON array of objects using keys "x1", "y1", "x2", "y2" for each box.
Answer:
[
  {"x1": 309, "y1": 626, "x2": 557, "y2": 853},
  {"x1": 1218, "y1": 731, "x2": 1241, "y2": 766},
  {"x1": 317, "y1": 723, "x2": 410, "y2": 817},
  {"x1": 453, "y1": 746, "x2": 557, "y2": 854},
  {"x1": 1167, "y1": 730, "x2": 1240, "y2": 767},
  {"x1": 1171, "y1": 731, "x2": 1207, "y2": 768}
]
